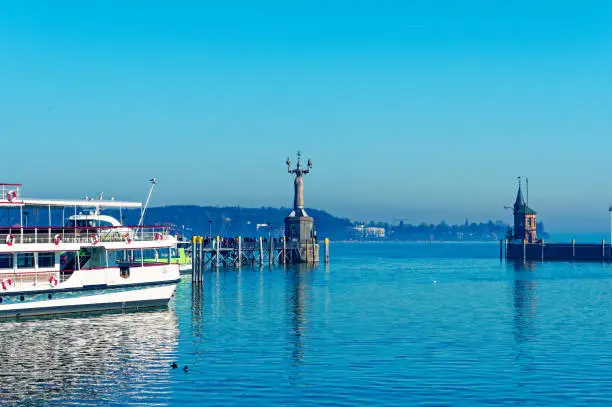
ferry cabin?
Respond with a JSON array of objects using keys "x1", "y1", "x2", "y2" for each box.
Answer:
[{"x1": 0, "y1": 183, "x2": 180, "y2": 315}]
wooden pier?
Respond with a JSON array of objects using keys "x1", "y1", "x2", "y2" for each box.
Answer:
[
  {"x1": 501, "y1": 239, "x2": 612, "y2": 262},
  {"x1": 191, "y1": 236, "x2": 329, "y2": 282}
]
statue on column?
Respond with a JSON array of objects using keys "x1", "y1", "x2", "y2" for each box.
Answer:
[
  {"x1": 286, "y1": 151, "x2": 312, "y2": 217},
  {"x1": 284, "y1": 151, "x2": 318, "y2": 263}
]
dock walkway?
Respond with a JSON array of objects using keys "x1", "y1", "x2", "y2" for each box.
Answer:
[{"x1": 190, "y1": 236, "x2": 329, "y2": 282}]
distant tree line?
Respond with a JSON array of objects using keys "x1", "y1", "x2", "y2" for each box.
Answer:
[
  {"x1": 354, "y1": 219, "x2": 550, "y2": 242},
  {"x1": 101, "y1": 206, "x2": 548, "y2": 242},
  {"x1": 106, "y1": 205, "x2": 353, "y2": 241}
]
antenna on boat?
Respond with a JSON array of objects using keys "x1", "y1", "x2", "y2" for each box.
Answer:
[{"x1": 137, "y1": 178, "x2": 157, "y2": 229}]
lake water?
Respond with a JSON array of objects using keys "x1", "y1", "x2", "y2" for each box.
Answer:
[{"x1": 3, "y1": 242, "x2": 612, "y2": 406}]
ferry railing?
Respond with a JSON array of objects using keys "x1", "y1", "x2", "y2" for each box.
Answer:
[
  {"x1": 0, "y1": 270, "x2": 59, "y2": 289},
  {"x1": 0, "y1": 225, "x2": 171, "y2": 245}
]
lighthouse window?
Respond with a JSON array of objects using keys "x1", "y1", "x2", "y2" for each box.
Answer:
[
  {"x1": 17, "y1": 253, "x2": 34, "y2": 268},
  {"x1": 38, "y1": 252, "x2": 55, "y2": 268},
  {"x1": 0, "y1": 254, "x2": 12, "y2": 269}
]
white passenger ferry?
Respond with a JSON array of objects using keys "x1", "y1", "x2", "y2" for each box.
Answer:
[{"x1": 0, "y1": 183, "x2": 180, "y2": 318}]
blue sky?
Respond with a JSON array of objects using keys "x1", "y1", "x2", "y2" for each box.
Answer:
[{"x1": 1, "y1": 1, "x2": 611, "y2": 232}]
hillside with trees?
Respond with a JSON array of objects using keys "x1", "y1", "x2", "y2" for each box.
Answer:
[{"x1": 106, "y1": 206, "x2": 547, "y2": 242}]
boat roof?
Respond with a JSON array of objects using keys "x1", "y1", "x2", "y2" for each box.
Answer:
[
  {"x1": 21, "y1": 198, "x2": 142, "y2": 209},
  {"x1": 0, "y1": 183, "x2": 141, "y2": 208}
]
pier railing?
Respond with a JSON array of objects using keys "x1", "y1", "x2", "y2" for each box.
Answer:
[
  {"x1": 503, "y1": 239, "x2": 612, "y2": 262},
  {"x1": 0, "y1": 225, "x2": 171, "y2": 246}
]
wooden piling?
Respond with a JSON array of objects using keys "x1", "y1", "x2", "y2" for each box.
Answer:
[
  {"x1": 198, "y1": 236, "x2": 203, "y2": 278},
  {"x1": 523, "y1": 239, "x2": 526, "y2": 262},
  {"x1": 603, "y1": 239, "x2": 606, "y2": 260},
  {"x1": 572, "y1": 239, "x2": 575, "y2": 259},
  {"x1": 282, "y1": 236, "x2": 286, "y2": 265},
  {"x1": 541, "y1": 239, "x2": 544, "y2": 261},
  {"x1": 312, "y1": 238, "x2": 316, "y2": 262},
  {"x1": 237, "y1": 236, "x2": 242, "y2": 267},
  {"x1": 215, "y1": 236, "x2": 220, "y2": 268},
  {"x1": 324, "y1": 238, "x2": 329, "y2": 264},
  {"x1": 269, "y1": 238, "x2": 273, "y2": 266},
  {"x1": 191, "y1": 236, "x2": 198, "y2": 283},
  {"x1": 505, "y1": 239, "x2": 508, "y2": 260},
  {"x1": 259, "y1": 237, "x2": 264, "y2": 265}
]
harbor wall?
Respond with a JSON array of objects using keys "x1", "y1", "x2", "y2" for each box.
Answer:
[{"x1": 506, "y1": 241, "x2": 612, "y2": 262}]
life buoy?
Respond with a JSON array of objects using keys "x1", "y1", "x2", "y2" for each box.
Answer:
[
  {"x1": 124, "y1": 233, "x2": 132, "y2": 244},
  {"x1": 90, "y1": 234, "x2": 99, "y2": 245},
  {"x1": 6, "y1": 190, "x2": 16, "y2": 202},
  {"x1": 5, "y1": 234, "x2": 14, "y2": 246},
  {"x1": 49, "y1": 275, "x2": 58, "y2": 286},
  {"x1": 154, "y1": 232, "x2": 163, "y2": 241},
  {"x1": 54, "y1": 234, "x2": 62, "y2": 246}
]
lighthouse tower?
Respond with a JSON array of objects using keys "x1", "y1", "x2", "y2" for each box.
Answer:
[{"x1": 512, "y1": 179, "x2": 537, "y2": 243}]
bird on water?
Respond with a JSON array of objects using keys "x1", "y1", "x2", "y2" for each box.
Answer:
[
  {"x1": 171, "y1": 362, "x2": 178, "y2": 369},
  {"x1": 183, "y1": 366, "x2": 189, "y2": 373}
]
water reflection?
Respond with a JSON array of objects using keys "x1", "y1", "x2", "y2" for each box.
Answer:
[
  {"x1": 285, "y1": 264, "x2": 315, "y2": 385},
  {"x1": 510, "y1": 261, "x2": 537, "y2": 368},
  {"x1": 0, "y1": 309, "x2": 178, "y2": 406},
  {"x1": 192, "y1": 276, "x2": 204, "y2": 335}
]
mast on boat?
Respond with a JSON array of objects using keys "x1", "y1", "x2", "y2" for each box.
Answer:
[{"x1": 137, "y1": 178, "x2": 157, "y2": 233}]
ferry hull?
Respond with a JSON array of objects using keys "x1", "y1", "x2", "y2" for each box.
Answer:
[{"x1": 0, "y1": 284, "x2": 177, "y2": 319}]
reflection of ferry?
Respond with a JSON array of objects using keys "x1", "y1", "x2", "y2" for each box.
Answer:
[
  {"x1": 0, "y1": 309, "x2": 178, "y2": 405},
  {"x1": 0, "y1": 182, "x2": 180, "y2": 318}
]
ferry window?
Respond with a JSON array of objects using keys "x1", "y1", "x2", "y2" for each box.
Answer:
[
  {"x1": 17, "y1": 253, "x2": 34, "y2": 268},
  {"x1": 0, "y1": 254, "x2": 12, "y2": 269},
  {"x1": 38, "y1": 252, "x2": 55, "y2": 268}
]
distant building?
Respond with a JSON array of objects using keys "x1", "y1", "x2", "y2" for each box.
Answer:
[
  {"x1": 512, "y1": 181, "x2": 537, "y2": 243},
  {"x1": 352, "y1": 225, "x2": 386, "y2": 239}
]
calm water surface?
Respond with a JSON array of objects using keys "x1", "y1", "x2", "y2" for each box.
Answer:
[{"x1": 3, "y1": 242, "x2": 612, "y2": 406}]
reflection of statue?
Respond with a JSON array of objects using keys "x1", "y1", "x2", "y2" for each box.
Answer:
[
  {"x1": 286, "y1": 151, "x2": 312, "y2": 213},
  {"x1": 286, "y1": 264, "x2": 315, "y2": 385}
]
